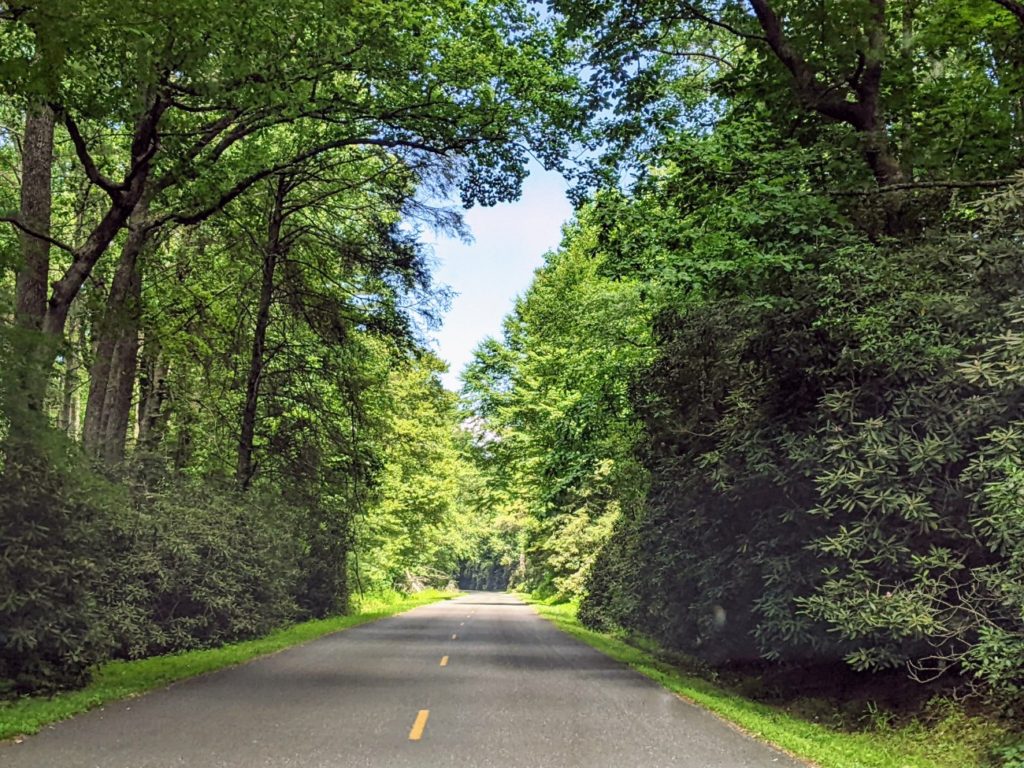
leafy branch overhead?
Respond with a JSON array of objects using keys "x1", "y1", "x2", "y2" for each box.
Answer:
[{"x1": 2, "y1": 0, "x2": 581, "y2": 337}]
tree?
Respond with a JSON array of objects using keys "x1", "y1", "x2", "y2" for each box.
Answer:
[
  {"x1": 463, "y1": 209, "x2": 653, "y2": 599},
  {"x1": 1, "y1": 0, "x2": 581, "y2": 405},
  {"x1": 554, "y1": 0, "x2": 1024, "y2": 231}
]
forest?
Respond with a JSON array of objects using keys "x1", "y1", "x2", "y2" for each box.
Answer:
[
  {"x1": 1, "y1": 0, "x2": 1024, "y2": 763},
  {"x1": 463, "y1": 0, "x2": 1024, "y2": 747}
]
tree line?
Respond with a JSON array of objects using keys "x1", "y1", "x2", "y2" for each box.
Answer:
[
  {"x1": 0, "y1": 0, "x2": 573, "y2": 697},
  {"x1": 3, "y1": 0, "x2": 1024, "y2": 714},
  {"x1": 465, "y1": 0, "x2": 1024, "y2": 706}
]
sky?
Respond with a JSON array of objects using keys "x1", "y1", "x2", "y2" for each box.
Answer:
[{"x1": 424, "y1": 162, "x2": 574, "y2": 390}]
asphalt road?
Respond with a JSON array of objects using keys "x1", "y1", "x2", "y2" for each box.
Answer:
[{"x1": 0, "y1": 593, "x2": 804, "y2": 767}]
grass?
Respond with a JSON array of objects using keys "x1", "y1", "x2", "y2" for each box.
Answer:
[
  {"x1": 528, "y1": 599, "x2": 1015, "y2": 768},
  {"x1": 0, "y1": 588, "x2": 458, "y2": 742}
]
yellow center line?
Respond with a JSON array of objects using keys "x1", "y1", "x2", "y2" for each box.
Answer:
[
  {"x1": 440, "y1": 655, "x2": 448, "y2": 667},
  {"x1": 408, "y1": 709, "x2": 430, "y2": 741},
  {"x1": 452, "y1": 633, "x2": 458, "y2": 640}
]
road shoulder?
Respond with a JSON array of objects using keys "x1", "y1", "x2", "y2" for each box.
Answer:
[
  {"x1": 527, "y1": 599, "x2": 1004, "y2": 768},
  {"x1": 0, "y1": 589, "x2": 459, "y2": 742}
]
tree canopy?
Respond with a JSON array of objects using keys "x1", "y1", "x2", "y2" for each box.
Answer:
[
  {"x1": 2, "y1": 0, "x2": 1024, "y2": 735},
  {"x1": 0, "y1": 0, "x2": 578, "y2": 696},
  {"x1": 462, "y1": 0, "x2": 1024, "y2": 710}
]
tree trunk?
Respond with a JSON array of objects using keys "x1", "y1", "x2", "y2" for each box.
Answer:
[
  {"x1": 237, "y1": 176, "x2": 288, "y2": 489},
  {"x1": 57, "y1": 313, "x2": 83, "y2": 437},
  {"x1": 98, "y1": 267, "x2": 142, "y2": 463},
  {"x1": 82, "y1": 200, "x2": 149, "y2": 463},
  {"x1": 746, "y1": 0, "x2": 909, "y2": 217},
  {"x1": 82, "y1": 336, "x2": 115, "y2": 453},
  {"x1": 15, "y1": 104, "x2": 54, "y2": 331},
  {"x1": 9, "y1": 104, "x2": 58, "y2": 417},
  {"x1": 898, "y1": 0, "x2": 916, "y2": 182},
  {"x1": 862, "y1": 130, "x2": 904, "y2": 189},
  {"x1": 137, "y1": 341, "x2": 169, "y2": 453},
  {"x1": 57, "y1": 355, "x2": 76, "y2": 434},
  {"x1": 39, "y1": 95, "x2": 166, "y2": 342}
]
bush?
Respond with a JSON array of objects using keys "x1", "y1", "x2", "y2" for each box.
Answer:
[
  {"x1": 581, "y1": 189, "x2": 1024, "y2": 701},
  {"x1": 0, "y1": 434, "x2": 109, "y2": 697},
  {"x1": 100, "y1": 484, "x2": 300, "y2": 659},
  {"x1": 0, "y1": 395, "x2": 352, "y2": 698}
]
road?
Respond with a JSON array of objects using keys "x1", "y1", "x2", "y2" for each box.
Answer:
[{"x1": 0, "y1": 593, "x2": 804, "y2": 767}]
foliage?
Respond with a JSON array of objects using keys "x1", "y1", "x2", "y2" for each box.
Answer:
[
  {"x1": 573, "y1": 157, "x2": 1024, "y2": 702},
  {"x1": 462, "y1": 212, "x2": 654, "y2": 600},
  {"x1": 465, "y1": 0, "x2": 1024, "y2": 719},
  {"x1": 0, "y1": 433, "x2": 108, "y2": 698},
  {"x1": 354, "y1": 354, "x2": 483, "y2": 593},
  {"x1": 99, "y1": 484, "x2": 301, "y2": 660},
  {"x1": 0, "y1": 0, "x2": 572, "y2": 698}
]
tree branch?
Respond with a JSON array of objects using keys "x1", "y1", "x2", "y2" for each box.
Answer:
[
  {"x1": 123, "y1": 95, "x2": 168, "y2": 188},
  {"x1": 829, "y1": 177, "x2": 1018, "y2": 195},
  {"x1": 61, "y1": 112, "x2": 124, "y2": 199},
  {"x1": 991, "y1": 0, "x2": 1024, "y2": 26},
  {"x1": 743, "y1": 0, "x2": 868, "y2": 127},
  {"x1": 152, "y1": 136, "x2": 453, "y2": 231},
  {"x1": 654, "y1": 48, "x2": 736, "y2": 68},
  {"x1": 153, "y1": 109, "x2": 281, "y2": 195},
  {"x1": 679, "y1": 4, "x2": 766, "y2": 41},
  {"x1": 0, "y1": 213, "x2": 75, "y2": 253}
]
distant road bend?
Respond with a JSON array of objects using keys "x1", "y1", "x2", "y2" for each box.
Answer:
[{"x1": 1, "y1": 593, "x2": 803, "y2": 767}]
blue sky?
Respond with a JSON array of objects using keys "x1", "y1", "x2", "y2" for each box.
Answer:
[{"x1": 425, "y1": 162, "x2": 574, "y2": 390}]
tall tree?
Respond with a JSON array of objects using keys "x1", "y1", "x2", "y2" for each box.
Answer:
[
  {"x1": 554, "y1": 0, "x2": 1024, "y2": 230},
  {"x1": 2, "y1": 0, "x2": 580, "y2": 370}
]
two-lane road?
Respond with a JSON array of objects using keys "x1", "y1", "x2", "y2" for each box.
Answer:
[{"x1": 0, "y1": 593, "x2": 804, "y2": 767}]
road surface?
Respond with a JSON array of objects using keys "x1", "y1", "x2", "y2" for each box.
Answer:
[{"x1": 0, "y1": 593, "x2": 804, "y2": 767}]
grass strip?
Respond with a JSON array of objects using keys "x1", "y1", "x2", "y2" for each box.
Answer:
[
  {"x1": 0, "y1": 589, "x2": 458, "y2": 741},
  {"x1": 529, "y1": 600, "x2": 1008, "y2": 768}
]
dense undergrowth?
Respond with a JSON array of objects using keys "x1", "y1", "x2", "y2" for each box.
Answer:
[
  {"x1": 0, "y1": 350, "x2": 496, "y2": 700},
  {"x1": 0, "y1": 440, "x2": 342, "y2": 698}
]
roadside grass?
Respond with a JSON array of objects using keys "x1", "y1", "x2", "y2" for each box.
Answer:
[
  {"x1": 0, "y1": 588, "x2": 458, "y2": 742},
  {"x1": 528, "y1": 600, "x2": 1016, "y2": 768}
]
